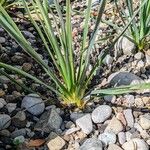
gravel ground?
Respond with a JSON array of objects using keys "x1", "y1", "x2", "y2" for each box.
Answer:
[{"x1": 0, "y1": 0, "x2": 150, "y2": 150}]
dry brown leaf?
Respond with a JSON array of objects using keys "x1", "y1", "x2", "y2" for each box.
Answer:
[{"x1": 27, "y1": 139, "x2": 45, "y2": 147}]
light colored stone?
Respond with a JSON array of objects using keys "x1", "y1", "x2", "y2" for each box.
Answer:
[
  {"x1": 92, "y1": 105, "x2": 112, "y2": 123},
  {"x1": 65, "y1": 127, "x2": 80, "y2": 135},
  {"x1": 0, "y1": 37, "x2": 6, "y2": 43},
  {"x1": 105, "y1": 117, "x2": 124, "y2": 134},
  {"x1": 135, "y1": 98, "x2": 144, "y2": 107},
  {"x1": 134, "y1": 52, "x2": 144, "y2": 60},
  {"x1": 124, "y1": 95, "x2": 135, "y2": 105},
  {"x1": 21, "y1": 94, "x2": 45, "y2": 116},
  {"x1": 0, "y1": 114, "x2": 11, "y2": 130},
  {"x1": 47, "y1": 132, "x2": 66, "y2": 150},
  {"x1": 118, "y1": 132, "x2": 126, "y2": 145},
  {"x1": 123, "y1": 109, "x2": 134, "y2": 127},
  {"x1": 139, "y1": 114, "x2": 150, "y2": 130},
  {"x1": 134, "y1": 123, "x2": 143, "y2": 132},
  {"x1": 103, "y1": 54, "x2": 113, "y2": 66},
  {"x1": 80, "y1": 138, "x2": 103, "y2": 150},
  {"x1": 115, "y1": 36, "x2": 136, "y2": 56},
  {"x1": 137, "y1": 60, "x2": 145, "y2": 68},
  {"x1": 108, "y1": 144, "x2": 123, "y2": 150},
  {"x1": 104, "y1": 95, "x2": 116, "y2": 102},
  {"x1": 98, "y1": 132, "x2": 116, "y2": 146},
  {"x1": 76, "y1": 114, "x2": 93, "y2": 134},
  {"x1": 6, "y1": 103, "x2": 17, "y2": 113},
  {"x1": 125, "y1": 131, "x2": 132, "y2": 141},
  {"x1": 122, "y1": 138, "x2": 149, "y2": 150}
]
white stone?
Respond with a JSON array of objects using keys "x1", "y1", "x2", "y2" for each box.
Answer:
[
  {"x1": 123, "y1": 109, "x2": 134, "y2": 127},
  {"x1": 92, "y1": 105, "x2": 112, "y2": 123},
  {"x1": 98, "y1": 132, "x2": 116, "y2": 146},
  {"x1": 105, "y1": 117, "x2": 124, "y2": 134},
  {"x1": 76, "y1": 114, "x2": 93, "y2": 134},
  {"x1": 122, "y1": 138, "x2": 149, "y2": 150},
  {"x1": 139, "y1": 114, "x2": 150, "y2": 130}
]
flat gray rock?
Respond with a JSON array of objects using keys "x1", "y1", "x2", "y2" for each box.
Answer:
[
  {"x1": 0, "y1": 114, "x2": 11, "y2": 130},
  {"x1": 80, "y1": 138, "x2": 103, "y2": 150},
  {"x1": 108, "y1": 72, "x2": 142, "y2": 86},
  {"x1": 21, "y1": 94, "x2": 45, "y2": 116},
  {"x1": 35, "y1": 108, "x2": 62, "y2": 133}
]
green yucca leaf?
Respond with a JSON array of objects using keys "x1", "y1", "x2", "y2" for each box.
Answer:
[{"x1": 91, "y1": 82, "x2": 150, "y2": 96}]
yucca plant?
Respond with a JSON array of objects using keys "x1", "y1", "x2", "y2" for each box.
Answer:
[
  {"x1": 0, "y1": 0, "x2": 150, "y2": 108},
  {"x1": 115, "y1": 0, "x2": 150, "y2": 51}
]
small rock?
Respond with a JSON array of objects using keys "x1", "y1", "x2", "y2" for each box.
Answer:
[
  {"x1": 115, "y1": 36, "x2": 136, "y2": 56},
  {"x1": 80, "y1": 138, "x2": 103, "y2": 150},
  {"x1": 0, "y1": 114, "x2": 11, "y2": 130},
  {"x1": 92, "y1": 105, "x2": 112, "y2": 123},
  {"x1": 103, "y1": 54, "x2": 113, "y2": 66},
  {"x1": 98, "y1": 132, "x2": 116, "y2": 146},
  {"x1": 11, "y1": 111, "x2": 27, "y2": 128},
  {"x1": 0, "y1": 129, "x2": 10, "y2": 137},
  {"x1": 108, "y1": 72, "x2": 142, "y2": 86},
  {"x1": 70, "y1": 113, "x2": 85, "y2": 122},
  {"x1": 13, "y1": 136, "x2": 25, "y2": 144},
  {"x1": 137, "y1": 60, "x2": 145, "y2": 68},
  {"x1": 0, "y1": 37, "x2": 6, "y2": 44},
  {"x1": 145, "y1": 54, "x2": 150, "y2": 65},
  {"x1": 116, "y1": 112, "x2": 127, "y2": 126},
  {"x1": 35, "y1": 108, "x2": 62, "y2": 133},
  {"x1": 0, "y1": 98, "x2": 6, "y2": 109},
  {"x1": 0, "y1": 76, "x2": 10, "y2": 83},
  {"x1": 125, "y1": 131, "x2": 132, "y2": 141},
  {"x1": 22, "y1": 31, "x2": 35, "y2": 38},
  {"x1": 134, "y1": 123, "x2": 143, "y2": 132},
  {"x1": 123, "y1": 109, "x2": 134, "y2": 128},
  {"x1": 21, "y1": 94, "x2": 45, "y2": 116},
  {"x1": 6, "y1": 103, "x2": 17, "y2": 113},
  {"x1": 76, "y1": 114, "x2": 93, "y2": 134},
  {"x1": 65, "y1": 127, "x2": 80, "y2": 135},
  {"x1": 65, "y1": 121, "x2": 75, "y2": 129},
  {"x1": 142, "y1": 97, "x2": 150, "y2": 105},
  {"x1": 118, "y1": 132, "x2": 126, "y2": 145},
  {"x1": 104, "y1": 95, "x2": 116, "y2": 103},
  {"x1": 108, "y1": 144, "x2": 123, "y2": 150},
  {"x1": 11, "y1": 129, "x2": 26, "y2": 138},
  {"x1": 139, "y1": 114, "x2": 150, "y2": 130},
  {"x1": 122, "y1": 138, "x2": 149, "y2": 150},
  {"x1": 140, "y1": 130, "x2": 150, "y2": 139},
  {"x1": 47, "y1": 132, "x2": 66, "y2": 150},
  {"x1": 134, "y1": 52, "x2": 144, "y2": 60},
  {"x1": 22, "y1": 63, "x2": 32, "y2": 72},
  {"x1": 124, "y1": 95, "x2": 135, "y2": 105},
  {"x1": 105, "y1": 117, "x2": 124, "y2": 134},
  {"x1": 135, "y1": 98, "x2": 144, "y2": 107}
]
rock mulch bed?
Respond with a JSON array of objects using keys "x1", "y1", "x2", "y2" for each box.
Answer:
[{"x1": 0, "y1": 0, "x2": 150, "y2": 149}]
